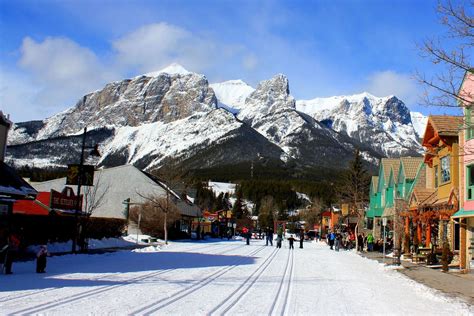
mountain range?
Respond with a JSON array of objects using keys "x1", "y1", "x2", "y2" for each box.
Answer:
[{"x1": 6, "y1": 63, "x2": 425, "y2": 177}]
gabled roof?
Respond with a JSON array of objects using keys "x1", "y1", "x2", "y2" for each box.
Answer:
[
  {"x1": 426, "y1": 115, "x2": 463, "y2": 138},
  {"x1": 381, "y1": 158, "x2": 400, "y2": 184},
  {"x1": 411, "y1": 188, "x2": 437, "y2": 207},
  {"x1": 370, "y1": 176, "x2": 379, "y2": 195},
  {"x1": 0, "y1": 162, "x2": 38, "y2": 200},
  {"x1": 400, "y1": 157, "x2": 424, "y2": 180}
]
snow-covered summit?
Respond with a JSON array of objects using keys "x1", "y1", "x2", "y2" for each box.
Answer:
[
  {"x1": 410, "y1": 111, "x2": 428, "y2": 138},
  {"x1": 210, "y1": 80, "x2": 255, "y2": 113},
  {"x1": 296, "y1": 92, "x2": 422, "y2": 157},
  {"x1": 296, "y1": 92, "x2": 392, "y2": 114},
  {"x1": 144, "y1": 63, "x2": 192, "y2": 77}
]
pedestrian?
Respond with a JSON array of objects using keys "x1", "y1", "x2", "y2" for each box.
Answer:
[
  {"x1": 328, "y1": 231, "x2": 335, "y2": 250},
  {"x1": 367, "y1": 233, "x2": 374, "y2": 252},
  {"x1": 276, "y1": 235, "x2": 283, "y2": 248},
  {"x1": 4, "y1": 233, "x2": 20, "y2": 275},
  {"x1": 242, "y1": 227, "x2": 250, "y2": 245},
  {"x1": 36, "y1": 245, "x2": 49, "y2": 273},
  {"x1": 288, "y1": 235, "x2": 295, "y2": 249},
  {"x1": 357, "y1": 233, "x2": 364, "y2": 252},
  {"x1": 299, "y1": 230, "x2": 304, "y2": 249},
  {"x1": 227, "y1": 228, "x2": 232, "y2": 240},
  {"x1": 335, "y1": 233, "x2": 341, "y2": 251},
  {"x1": 266, "y1": 227, "x2": 273, "y2": 246}
]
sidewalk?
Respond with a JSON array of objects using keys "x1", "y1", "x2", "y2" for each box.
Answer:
[{"x1": 360, "y1": 251, "x2": 474, "y2": 306}]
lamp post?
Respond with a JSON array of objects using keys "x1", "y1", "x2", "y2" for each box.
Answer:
[{"x1": 71, "y1": 127, "x2": 100, "y2": 254}]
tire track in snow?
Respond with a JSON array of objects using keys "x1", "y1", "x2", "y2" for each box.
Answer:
[
  {"x1": 1, "y1": 242, "x2": 238, "y2": 305},
  {"x1": 269, "y1": 248, "x2": 294, "y2": 315},
  {"x1": 131, "y1": 245, "x2": 267, "y2": 315},
  {"x1": 7, "y1": 243, "x2": 241, "y2": 314},
  {"x1": 207, "y1": 246, "x2": 279, "y2": 315}
]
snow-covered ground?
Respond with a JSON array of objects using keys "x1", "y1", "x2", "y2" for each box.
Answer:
[{"x1": 0, "y1": 240, "x2": 471, "y2": 315}]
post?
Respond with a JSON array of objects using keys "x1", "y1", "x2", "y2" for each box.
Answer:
[
  {"x1": 72, "y1": 127, "x2": 87, "y2": 253},
  {"x1": 136, "y1": 212, "x2": 141, "y2": 244},
  {"x1": 382, "y1": 217, "x2": 387, "y2": 264}
]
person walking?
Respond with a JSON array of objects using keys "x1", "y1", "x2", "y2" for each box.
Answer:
[
  {"x1": 328, "y1": 231, "x2": 335, "y2": 250},
  {"x1": 299, "y1": 230, "x2": 304, "y2": 249},
  {"x1": 4, "y1": 233, "x2": 20, "y2": 275},
  {"x1": 242, "y1": 227, "x2": 250, "y2": 245},
  {"x1": 334, "y1": 232, "x2": 341, "y2": 251},
  {"x1": 227, "y1": 228, "x2": 232, "y2": 240},
  {"x1": 287, "y1": 235, "x2": 295, "y2": 249},
  {"x1": 357, "y1": 233, "x2": 364, "y2": 251},
  {"x1": 367, "y1": 233, "x2": 374, "y2": 252},
  {"x1": 266, "y1": 227, "x2": 274, "y2": 246},
  {"x1": 36, "y1": 245, "x2": 49, "y2": 273}
]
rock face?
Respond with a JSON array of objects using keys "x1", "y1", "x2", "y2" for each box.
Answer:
[
  {"x1": 296, "y1": 93, "x2": 423, "y2": 157},
  {"x1": 7, "y1": 64, "x2": 422, "y2": 174}
]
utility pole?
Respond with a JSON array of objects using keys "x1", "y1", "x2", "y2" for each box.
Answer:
[{"x1": 72, "y1": 127, "x2": 87, "y2": 254}]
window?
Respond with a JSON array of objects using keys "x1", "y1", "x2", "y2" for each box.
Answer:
[
  {"x1": 467, "y1": 165, "x2": 474, "y2": 200},
  {"x1": 434, "y1": 165, "x2": 439, "y2": 188},
  {"x1": 466, "y1": 107, "x2": 474, "y2": 140},
  {"x1": 440, "y1": 156, "x2": 451, "y2": 183}
]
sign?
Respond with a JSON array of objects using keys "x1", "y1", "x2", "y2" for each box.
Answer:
[
  {"x1": 233, "y1": 223, "x2": 236, "y2": 228},
  {"x1": 66, "y1": 164, "x2": 95, "y2": 186},
  {"x1": 382, "y1": 217, "x2": 387, "y2": 226},
  {"x1": 50, "y1": 187, "x2": 82, "y2": 212}
]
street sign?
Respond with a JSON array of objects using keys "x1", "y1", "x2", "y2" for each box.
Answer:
[
  {"x1": 382, "y1": 217, "x2": 387, "y2": 226},
  {"x1": 66, "y1": 164, "x2": 95, "y2": 186},
  {"x1": 50, "y1": 187, "x2": 82, "y2": 212},
  {"x1": 233, "y1": 223, "x2": 236, "y2": 228}
]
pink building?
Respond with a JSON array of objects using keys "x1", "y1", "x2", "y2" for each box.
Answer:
[{"x1": 455, "y1": 70, "x2": 474, "y2": 272}]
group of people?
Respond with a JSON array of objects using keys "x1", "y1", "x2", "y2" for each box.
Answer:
[
  {"x1": 0, "y1": 232, "x2": 49, "y2": 275},
  {"x1": 326, "y1": 231, "x2": 356, "y2": 251},
  {"x1": 243, "y1": 226, "x2": 305, "y2": 250},
  {"x1": 325, "y1": 231, "x2": 393, "y2": 253}
]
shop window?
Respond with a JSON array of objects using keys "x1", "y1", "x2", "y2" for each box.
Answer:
[
  {"x1": 467, "y1": 165, "x2": 474, "y2": 200},
  {"x1": 440, "y1": 156, "x2": 451, "y2": 183},
  {"x1": 466, "y1": 107, "x2": 474, "y2": 140}
]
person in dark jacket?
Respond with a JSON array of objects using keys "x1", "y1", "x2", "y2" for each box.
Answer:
[
  {"x1": 266, "y1": 228, "x2": 273, "y2": 246},
  {"x1": 36, "y1": 245, "x2": 49, "y2": 273},
  {"x1": 4, "y1": 233, "x2": 20, "y2": 275},
  {"x1": 357, "y1": 233, "x2": 364, "y2": 251},
  {"x1": 299, "y1": 230, "x2": 304, "y2": 249},
  {"x1": 287, "y1": 235, "x2": 296, "y2": 249}
]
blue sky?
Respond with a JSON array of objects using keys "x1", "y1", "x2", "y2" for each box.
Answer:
[{"x1": 0, "y1": 0, "x2": 461, "y2": 122}]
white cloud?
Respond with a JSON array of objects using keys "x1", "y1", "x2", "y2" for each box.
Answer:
[
  {"x1": 3, "y1": 23, "x2": 256, "y2": 122},
  {"x1": 365, "y1": 70, "x2": 419, "y2": 106},
  {"x1": 112, "y1": 22, "x2": 228, "y2": 74}
]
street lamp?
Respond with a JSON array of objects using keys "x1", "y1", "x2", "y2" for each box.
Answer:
[{"x1": 71, "y1": 127, "x2": 100, "y2": 254}]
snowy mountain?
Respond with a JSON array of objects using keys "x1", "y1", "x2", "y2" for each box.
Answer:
[
  {"x1": 7, "y1": 64, "x2": 423, "y2": 174},
  {"x1": 410, "y1": 111, "x2": 428, "y2": 138},
  {"x1": 210, "y1": 80, "x2": 254, "y2": 114},
  {"x1": 295, "y1": 93, "x2": 423, "y2": 157}
]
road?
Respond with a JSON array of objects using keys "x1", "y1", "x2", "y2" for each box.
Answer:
[{"x1": 0, "y1": 239, "x2": 471, "y2": 315}]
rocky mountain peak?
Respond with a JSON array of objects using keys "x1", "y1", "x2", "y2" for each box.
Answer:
[{"x1": 144, "y1": 63, "x2": 192, "y2": 77}]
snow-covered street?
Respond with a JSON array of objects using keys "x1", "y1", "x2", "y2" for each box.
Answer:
[{"x1": 0, "y1": 239, "x2": 472, "y2": 315}]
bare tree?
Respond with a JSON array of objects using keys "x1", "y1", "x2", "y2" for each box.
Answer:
[
  {"x1": 416, "y1": 0, "x2": 473, "y2": 108},
  {"x1": 338, "y1": 149, "x2": 370, "y2": 250},
  {"x1": 132, "y1": 193, "x2": 180, "y2": 244},
  {"x1": 79, "y1": 171, "x2": 110, "y2": 252},
  {"x1": 300, "y1": 198, "x2": 324, "y2": 231},
  {"x1": 258, "y1": 196, "x2": 278, "y2": 229}
]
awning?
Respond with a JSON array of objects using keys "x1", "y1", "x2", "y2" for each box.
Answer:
[
  {"x1": 452, "y1": 208, "x2": 474, "y2": 218},
  {"x1": 366, "y1": 207, "x2": 384, "y2": 218}
]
